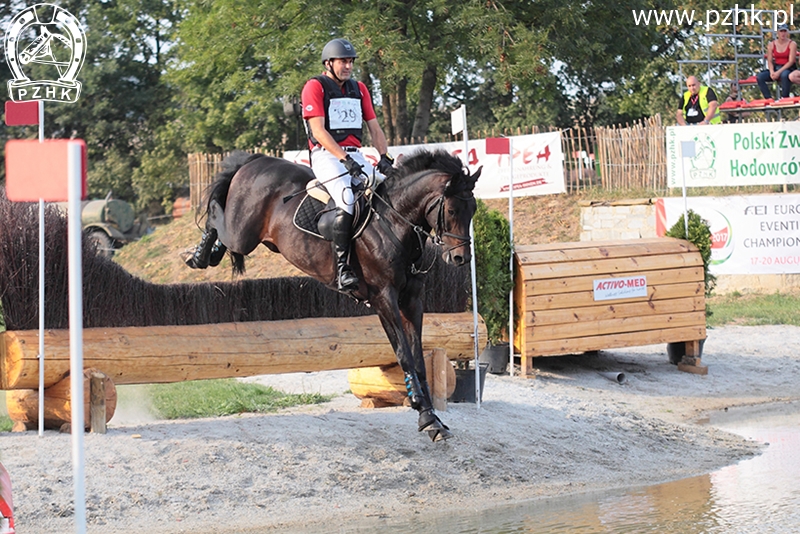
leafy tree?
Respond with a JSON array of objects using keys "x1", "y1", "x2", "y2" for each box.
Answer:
[{"x1": 0, "y1": 1, "x2": 183, "y2": 212}]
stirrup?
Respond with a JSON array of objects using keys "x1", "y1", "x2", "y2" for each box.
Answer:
[{"x1": 337, "y1": 266, "x2": 359, "y2": 291}]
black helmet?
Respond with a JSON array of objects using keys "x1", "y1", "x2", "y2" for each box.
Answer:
[{"x1": 321, "y1": 38, "x2": 357, "y2": 64}]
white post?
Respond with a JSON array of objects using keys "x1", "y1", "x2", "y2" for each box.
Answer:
[
  {"x1": 38, "y1": 100, "x2": 45, "y2": 438},
  {"x1": 508, "y1": 137, "x2": 514, "y2": 377},
  {"x1": 460, "y1": 105, "x2": 481, "y2": 408},
  {"x1": 680, "y1": 141, "x2": 695, "y2": 238},
  {"x1": 67, "y1": 141, "x2": 86, "y2": 534}
]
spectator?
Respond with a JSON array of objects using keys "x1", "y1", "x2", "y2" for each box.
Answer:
[
  {"x1": 757, "y1": 23, "x2": 796, "y2": 99},
  {"x1": 676, "y1": 76, "x2": 720, "y2": 125},
  {"x1": 724, "y1": 83, "x2": 741, "y2": 123},
  {"x1": 725, "y1": 83, "x2": 739, "y2": 103}
]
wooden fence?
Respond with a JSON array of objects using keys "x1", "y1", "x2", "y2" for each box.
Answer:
[
  {"x1": 187, "y1": 117, "x2": 669, "y2": 209},
  {"x1": 188, "y1": 149, "x2": 279, "y2": 211}
]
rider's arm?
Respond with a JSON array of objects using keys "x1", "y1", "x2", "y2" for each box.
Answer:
[{"x1": 366, "y1": 118, "x2": 388, "y2": 155}]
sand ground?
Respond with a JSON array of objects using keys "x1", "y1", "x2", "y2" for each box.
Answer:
[{"x1": 3, "y1": 325, "x2": 799, "y2": 533}]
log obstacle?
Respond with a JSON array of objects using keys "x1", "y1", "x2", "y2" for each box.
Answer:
[
  {"x1": 5, "y1": 368, "x2": 117, "y2": 432},
  {"x1": 1, "y1": 312, "x2": 486, "y2": 390},
  {"x1": 514, "y1": 238, "x2": 707, "y2": 377},
  {"x1": 348, "y1": 348, "x2": 456, "y2": 409}
]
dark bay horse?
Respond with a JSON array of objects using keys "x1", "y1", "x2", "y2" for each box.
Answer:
[{"x1": 186, "y1": 149, "x2": 480, "y2": 441}]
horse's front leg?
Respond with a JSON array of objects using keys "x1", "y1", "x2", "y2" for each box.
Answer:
[{"x1": 373, "y1": 287, "x2": 451, "y2": 442}]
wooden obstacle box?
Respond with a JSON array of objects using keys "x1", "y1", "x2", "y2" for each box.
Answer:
[{"x1": 513, "y1": 238, "x2": 707, "y2": 377}]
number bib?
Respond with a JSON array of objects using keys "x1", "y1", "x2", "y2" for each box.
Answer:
[{"x1": 328, "y1": 98, "x2": 362, "y2": 129}]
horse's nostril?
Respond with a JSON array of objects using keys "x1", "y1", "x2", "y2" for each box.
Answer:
[{"x1": 453, "y1": 254, "x2": 464, "y2": 266}]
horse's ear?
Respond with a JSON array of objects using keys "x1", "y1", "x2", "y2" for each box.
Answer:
[{"x1": 467, "y1": 166, "x2": 482, "y2": 190}]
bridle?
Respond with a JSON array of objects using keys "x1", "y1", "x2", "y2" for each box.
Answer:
[{"x1": 370, "y1": 187, "x2": 473, "y2": 275}]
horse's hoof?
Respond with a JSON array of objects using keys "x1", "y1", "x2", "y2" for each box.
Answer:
[
  {"x1": 427, "y1": 427, "x2": 453, "y2": 442},
  {"x1": 418, "y1": 410, "x2": 451, "y2": 442},
  {"x1": 180, "y1": 249, "x2": 207, "y2": 269}
]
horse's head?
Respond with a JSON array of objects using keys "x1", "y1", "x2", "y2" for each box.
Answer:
[{"x1": 433, "y1": 165, "x2": 481, "y2": 266}]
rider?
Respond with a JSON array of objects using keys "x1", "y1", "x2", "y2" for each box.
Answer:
[{"x1": 301, "y1": 38, "x2": 395, "y2": 291}]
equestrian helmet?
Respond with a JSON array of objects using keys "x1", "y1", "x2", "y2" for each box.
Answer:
[{"x1": 321, "y1": 39, "x2": 357, "y2": 64}]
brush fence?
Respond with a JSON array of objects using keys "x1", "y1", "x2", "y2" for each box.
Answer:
[{"x1": 513, "y1": 238, "x2": 707, "y2": 377}]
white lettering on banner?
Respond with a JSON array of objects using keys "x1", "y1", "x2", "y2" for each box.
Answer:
[
  {"x1": 657, "y1": 194, "x2": 800, "y2": 275},
  {"x1": 593, "y1": 276, "x2": 648, "y2": 301},
  {"x1": 284, "y1": 132, "x2": 567, "y2": 199},
  {"x1": 327, "y1": 98, "x2": 362, "y2": 130},
  {"x1": 667, "y1": 123, "x2": 800, "y2": 188}
]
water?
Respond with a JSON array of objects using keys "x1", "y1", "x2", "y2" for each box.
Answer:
[{"x1": 341, "y1": 401, "x2": 800, "y2": 533}]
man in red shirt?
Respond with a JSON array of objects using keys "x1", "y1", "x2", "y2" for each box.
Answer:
[{"x1": 301, "y1": 38, "x2": 394, "y2": 291}]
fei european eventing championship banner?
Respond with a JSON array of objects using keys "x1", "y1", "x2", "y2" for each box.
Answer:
[
  {"x1": 666, "y1": 123, "x2": 800, "y2": 188},
  {"x1": 656, "y1": 194, "x2": 800, "y2": 275},
  {"x1": 283, "y1": 131, "x2": 566, "y2": 199}
]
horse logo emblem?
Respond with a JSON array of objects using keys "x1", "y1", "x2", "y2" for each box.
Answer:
[{"x1": 4, "y1": 3, "x2": 86, "y2": 103}]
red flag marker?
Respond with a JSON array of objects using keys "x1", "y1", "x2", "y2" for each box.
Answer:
[
  {"x1": 4, "y1": 100, "x2": 40, "y2": 126},
  {"x1": 485, "y1": 137, "x2": 510, "y2": 155}
]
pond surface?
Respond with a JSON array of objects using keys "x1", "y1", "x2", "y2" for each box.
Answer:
[{"x1": 340, "y1": 401, "x2": 800, "y2": 533}]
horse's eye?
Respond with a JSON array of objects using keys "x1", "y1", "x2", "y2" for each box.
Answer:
[{"x1": 448, "y1": 209, "x2": 455, "y2": 216}]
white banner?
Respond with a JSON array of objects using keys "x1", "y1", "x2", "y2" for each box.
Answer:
[
  {"x1": 656, "y1": 194, "x2": 800, "y2": 274},
  {"x1": 666, "y1": 123, "x2": 800, "y2": 188},
  {"x1": 284, "y1": 131, "x2": 566, "y2": 199}
]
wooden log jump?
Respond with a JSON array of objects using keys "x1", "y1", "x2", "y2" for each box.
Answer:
[
  {"x1": 6, "y1": 368, "x2": 117, "y2": 431},
  {"x1": 1, "y1": 313, "x2": 486, "y2": 390}
]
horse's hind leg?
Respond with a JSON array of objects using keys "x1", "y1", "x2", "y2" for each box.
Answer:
[
  {"x1": 184, "y1": 226, "x2": 227, "y2": 269},
  {"x1": 185, "y1": 200, "x2": 228, "y2": 269}
]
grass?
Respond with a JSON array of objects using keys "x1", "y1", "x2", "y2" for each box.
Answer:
[
  {"x1": 707, "y1": 292, "x2": 800, "y2": 327},
  {"x1": 147, "y1": 379, "x2": 332, "y2": 419}
]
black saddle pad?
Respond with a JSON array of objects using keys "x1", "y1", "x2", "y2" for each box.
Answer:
[{"x1": 293, "y1": 194, "x2": 371, "y2": 240}]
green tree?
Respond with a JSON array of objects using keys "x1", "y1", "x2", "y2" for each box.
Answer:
[{"x1": 0, "y1": 1, "x2": 183, "y2": 212}]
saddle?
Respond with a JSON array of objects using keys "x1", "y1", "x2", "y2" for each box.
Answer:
[{"x1": 292, "y1": 179, "x2": 372, "y2": 240}]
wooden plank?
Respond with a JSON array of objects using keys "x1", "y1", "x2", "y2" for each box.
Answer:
[
  {"x1": 525, "y1": 266, "x2": 703, "y2": 296},
  {"x1": 524, "y1": 281, "x2": 704, "y2": 310},
  {"x1": 1, "y1": 313, "x2": 485, "y2": 390},
  {"x1": 523, "y1": 325, "x2": 706, "y2": 357},
  {"x1": 515, "y1": 239, "x2": 695, "y2": 265},
  {"x1": 524, "y1": 311, "x2": 706, "y2": 342},
  {"x1": 520, "y1": 252, "x2": 703, "y2": 281},
  {"x1": 524, "y1": 296, "x2": 705, "y2": 326},
  {"x1": 515, "y1": 237, "x2": 692, "y2": 254}
]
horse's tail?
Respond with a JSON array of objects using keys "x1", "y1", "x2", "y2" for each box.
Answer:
[
  {"x1": 201, "y1": 151, "x2": 265, "y2": 220},
  {"x1": 230, "y1": 252, "x2": 245, "y2": 275}
]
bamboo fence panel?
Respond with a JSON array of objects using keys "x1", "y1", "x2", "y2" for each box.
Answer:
[{"x1": 593, "y1": 115, "x2": 665, "y2": 192}]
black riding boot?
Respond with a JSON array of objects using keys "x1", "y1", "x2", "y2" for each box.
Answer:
[{"x1": 332, "y1": 209, "x2": 359, "y2": 291}]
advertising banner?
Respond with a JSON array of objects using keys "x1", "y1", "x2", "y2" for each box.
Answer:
[
  {"x1": 284, "y1": 131, "x2": 566, "y2": 199},
  {"x1": 656, "y1": 194, "x2": 800, "y2": 274},
  {"x1": 666, "y1": 123, "x2": 800, "y2": 188}
]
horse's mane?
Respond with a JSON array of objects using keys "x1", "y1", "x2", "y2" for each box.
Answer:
[
  {"x1": 387, "y1": 149, "x2": 475, "y2": 197},
  {"x1": 393, "y1": 149, "x2": 465, "y2": 179}
]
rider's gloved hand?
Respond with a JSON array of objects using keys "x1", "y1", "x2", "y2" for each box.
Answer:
[
  {"x1": 340, "y1": 155, "x2": 364, "y2": 179},
  {"x1": 377, "y1": 153, "x2": 394, "y2": 175}
]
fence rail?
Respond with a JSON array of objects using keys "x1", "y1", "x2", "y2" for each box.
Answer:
[{"x1": 188, "y1": 117, "x2": 669, "y2": 209}]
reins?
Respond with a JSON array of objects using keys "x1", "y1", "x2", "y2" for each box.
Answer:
[{"x1": 368, "y1": 183, "x2": 472, "y2": 275}]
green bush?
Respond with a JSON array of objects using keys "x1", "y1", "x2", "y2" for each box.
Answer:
[
  {"x1": 665, "y1": 209, "x2": 717, "y2": 316},
  {"x1": 473, "y1": 200, "x2": 514, "y2": 344}
]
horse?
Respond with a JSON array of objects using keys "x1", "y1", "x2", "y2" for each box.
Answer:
[{"x1": 185, "y1": 148, "x2": 480, "y2": 441}]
